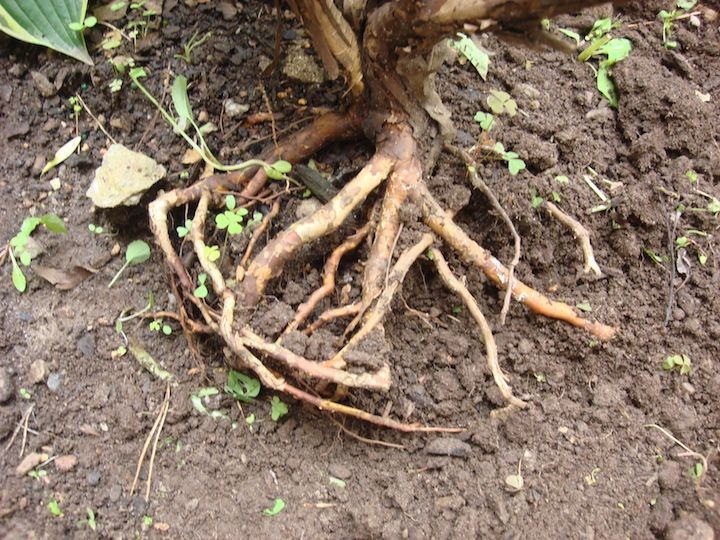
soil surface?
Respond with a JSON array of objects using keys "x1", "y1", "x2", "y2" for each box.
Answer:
[{"x1": 1, "y1": 1, "x2": 719, "y2": 538}]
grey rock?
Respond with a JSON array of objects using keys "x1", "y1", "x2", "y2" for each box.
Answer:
[
  {"x1": 28, "y1": 359, "x2": 49, "y2": 384},
  {"x1": 76, "y1": 333, "x2": 95, "y2": 359},
  {"x1": 425, "y1": 437, "x2": 472, "y2": 458},
  {"x1": 0, "y1": 368, "x2": 14, "y2": 403},
  {"x1": 47, "y1": 373, "x2": 61, "y2": 392},
  {"x1": 86, "y1": 471, "x2": 102, "y2": 486},
  {"x1": 328, "y1": 463, "x2": 352, "y2": 480}
]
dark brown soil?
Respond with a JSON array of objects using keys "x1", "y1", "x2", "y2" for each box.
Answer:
[{"x1": 1, "y1": 2, "x2": 719, "y2": 538}]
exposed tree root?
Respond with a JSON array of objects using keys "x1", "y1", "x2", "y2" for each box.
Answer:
[
  {"x1": 543, "y1": 201, "x2": 603, "y2": 276},
  {"x1": 148, "y1": 0, "x2": 621, "y2": 430}
]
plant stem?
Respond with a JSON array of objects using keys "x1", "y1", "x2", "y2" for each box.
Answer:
[{"x1": 108, "y1": 260, "x2": 130, "y2": 288}]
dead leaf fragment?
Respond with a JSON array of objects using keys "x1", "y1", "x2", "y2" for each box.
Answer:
[
  {"x1": 33, "y1": 265, "x2": 95, "y2": 290},
  {"x1": 16, "y1": 452, "x2": 49, "y2": 476},
  {"x1": 181, "y1": 148, "x2": 202, "y2": 165}
]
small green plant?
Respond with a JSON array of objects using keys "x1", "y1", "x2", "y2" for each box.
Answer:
[
  {"x1": 48, "y1": 499, "x2": 63, "y2": 517},
  {"x1": 663, "y1": 354, "x2": 691, "y2": 375},
  {"x1": 28, "y1": 469, "x2": 48, "y2": 481},
  {"x1": 215, "y1": 196, "x2": 249, "y2": 235},
  {"x1": 68, "y1": 15, "x2": 97, "y2": 32},
  {"x1": 129, "y1": 69, "x2": 291, "y2": 178},
  {"x1": 263, "y1": 498, "x2": 285, "y2": 517},
  {"x1": 225, "y1": 370, "x2": 261, "y2": 402},
  {"x1": 88, "y1": 223, "x2": 104, "y2": 234},
  {"x1": 486, "y1": 90, "x2": 517, "y2": 117},
  {"x1": 108, "y1": 78, "x2": 123, "y2": 93},
  {"x1": 576, "y1": 302, "x2": 592, "y2": 313},
  {"x1": 449, "y1": 33, "x2": 489, "y2": 80},
  {"x1": 659, "y1": 1, "x2": 698, "y2": 49},
  {"x1": 142, "y1": 515, "x2": 153, "y2": 527},
  {"x1": 175, "y1": 31, "x2": 212, "y2": 63},
  {"x1": 42, "y1": 136, "x2": 82, "y2": 175},
  {"x1": 194, "y1": 273, "x2": 209, "y2": 298},
  {"x1": 493, "y1": 142, "x2": 526, "y2": 176},
  {"x1": 108, "y1": 240, "x2": 151, "y2": 288},
  {"x1": 78, "y1": 507, "x2": 97, "y2": 531},
  {"x1": 68, "y1": 96, "x2": 82, "y2": 121},
  {"x1": 149, "y1": 319, "x2": 172, "y2": 335},
  {"x1": 7, "y1": 214, "x2": 68, "y2": 292},
  {"x1": 270, "y1": 396, "x2": 288, "y2": 421},
  {"x1": 203, "y1": 245, "x2": 220, "y2": 262},
  {"x1": 176, "y1": 219, "x2": 193, "y2": 238},
  {"x1": 19, "y1": 387, "x2": 32, "y2": 399},
  {"x1": 578, "y1": 18, "x2": 632, "y2": 107},
  {"x1": 473, "y1": 111, "x2": 495, "y2": 131}
]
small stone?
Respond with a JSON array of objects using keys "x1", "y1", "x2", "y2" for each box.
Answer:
[
  {"x1": 49, "y1": 178, "x2": 61, "y2": 191},
  {"x1": 282, "y1": 46, "x2": 325, "y2": 84},
  {"x1": 216, "y1": 1, "x2": 237, "y2": 20},
  {"x1": 30, "y1": 71, "x2": 56, "y2": 97},
  {"x1": 666, "y1": 515, "x2": 715, "y2": 540},
  {"x1": 328, "y1": 463, "x2": 351, "y2": 480},
  {"x1": 86, "y1": 471, "x2": 102, "y2": 486},
  {"x1": 47, "y1": 373, "x2": 62, "y2": 392},
  {"x1": 434, "y1": 494, "x2": 466, "y2": 510},
  {"x1": 54, "y1": 455, "x2": 78, "y2": 472},
  {"x1": 5, "y1": 121, "x2": 30, "y2": 140},
  {"x1": 111, "y1": 243, "x2": 121, "y2": 256},
  {"x1": 425, "y1": 437, "x2": 472, "y2": 458},
  {"x1": 29, "y1": 359, "x2": 49, "y2": 384},
  {"x1": 0, "y1": 368, "x2": 14, "y2": 403},
  {"x1": 76, "y1": 333, "x2": 95, "y2": 359},
  {"x1": 108, "y1": 484, "x2": 122, "y2": 502},
  {"x1": 224, "y1": 99, "x2": 250, "y2": 119}
]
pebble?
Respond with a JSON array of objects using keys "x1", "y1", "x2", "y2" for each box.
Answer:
[
  {"x1": 108, "y1": 484, "x2": 122, "y2": 502},
  {"x1": 30, "y1": 71, "x2": 56, "y2": 97},
  {"x1": 0, "y1": 368, "x2": 14, "y2": 403},
  {"x1": 47, "y1": 373, "x2": 62, "y2": 392},
  {"x1": 87, "y1": 471, "x2": 102, "y2": 486},
  {"x1": 54, "y1": 454, "x2": 78, "y2": 472},
  {"x1": 328, "y1": 463, "x2": 352, "y2": 480},
  {"x1": 434, "y1": 494, "x2": 466, "y2": 510},
  {"x1": 29, "y1": 359, "x2": 49, "y2": 384},
  {"x1": 76, "y1": 333, "x2": 95, "y2": 359},
  {"x1": 665, "y1": 515, "x2": 715, "y2": 540},
  {"x1": 425, "y1": 437, "x2": 472, "y2": 458},
  {"x1": 5, "y1": 121, "x2": 30, "y2": 140},
  {"x1": 216, "y1": 1, "x2": 237, "y2": 20},
  {"x1": 224, "y1": 99, "x2": 250, "y2": 119}
]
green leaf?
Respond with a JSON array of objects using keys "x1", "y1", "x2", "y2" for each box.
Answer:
[
  {"x1": 225, "y1": 370, "x2": 261, "y2": 402},
  {"x1": 126, "y1": 240, "x2": 151, "y2": 265},
  {"x1": 272, "y1": 160, "x2": 292, "y2": 174},
  {"x1": 531, "y1": 195, "x2": 544, "y2": 209},
  {"x1": 676, "y1": 0, "x2": 697, "y2": 9},
  {"x1": 171, "y1": 75, "x2": 194, "y2": 127},
  {"x1": 576, "y1": 302, "x2": 592, "y2": 312},
  {"x1": 47, "y1": 499, "x2": 63, "y2": 517},
  {"x1": 270, "y1": 395, "x2": 288, "y2": 421},
  {"x1": 473, "y1": 111, "x2": 495, "y2": 131},
  {"x1": 19, "y1": 250, "x2": 31, "y2": 266},
  {"x1": 225, "y1": 194, "x2": 236, "y2": 210},
  {"x1": 190, "y1": 387, "x2": 219, "y2": 416},
  {"x1": 204, "y1": 245, "x2": 220, "y2": 262},
  {"x1": 597, "y1": 38, "x2": 632, "y2": 65},
  {"x1": 558, "y1": 28, "x2": 581, "y2": 45},
  {"x1": 215, "y1": 213, "x2": 230, "y2": 229},
  {"x1": 263, "y1": 498, "x2": 285, "y2": 517},
  {"x1": 449, "y1": 33, "x2": 489, "y2": 80},
  {"x1": 0, "y1": 0, "x2": 93, "y2": 65},
  {"x1": 487, "y1": 90, "x2": 517, "y2": 116},
  {"x1": 596, "y1": 63, "x2": 618, "y2": 107},
  {"x1": 11, "y1": 258, "x2": 27, "y2": 292},
  {"x1": 39, "y1": 213, "x2": 67, "y2": 234},
  {"x1": 41, "y1": 135, "x2": 82, "y2": 175},
  {"x1": 508, "y1": 159, "x2": 526, "y2": 176}
]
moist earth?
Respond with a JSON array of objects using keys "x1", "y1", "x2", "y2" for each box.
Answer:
[{"x1": 1, "y1": 1, "x2": 719, "y2": 538}]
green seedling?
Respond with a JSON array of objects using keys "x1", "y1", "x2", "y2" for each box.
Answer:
[
  {"x1": 108, "y1": 240, "x2": 151, "y2": 288},
  {"x1": 78, "y1": 507, "x2": 97, "y2": 531},
  {"x1": 531, "y1": 194, "x2": 544, "y2": 209},
  {"x1": 109, "y1": 78, "x2": 123, "y2": 92},
  {"x1": 449, "y1": 32, "x2": 489, "y2": 80},
  {"x1": 263, "y1": 498, "x2": 285, "y2": 517},
  {"x1": 19, "y1": 388, "x2": 32, "y2": 399},
  {"x1": 487, "y1": 90, "x2": 517, "y2": 117},
  {"x1": 42, "y1": 136, "x2": 82, "y2": 175},
  {"x1": 659, "y1": 1, "x2": 698, "y2": 49},
  {"x1": 689, "y1": 462, "x2": 704, "y2": 479},
  {"x1": 129, "y1": 69, "x2": 291, "y2": 178},
  {"x1": 685, "y1": 169, "x2": 698, "y2": 183},
  {"x1": 149, "y1": 319, "x2": 172, "y2": 335},
  {"x1": 662, "y1": 354, "x2": 691, "y2": 375},
  {"x1": 176, "y1": 219, "x2": 192, "y2": 238},
  {"x1": 505, "y1": 458, "x2": 524, "y2": 492},
  {"x1": 493, "y1": 142, "x2": 526, "y2": 176},
  {"x1": 190, "y1": 387, "x2": 227, "y2": 419},
  {"x1": 175, "y1": 30, "x2": 212, "y2": 63},
  {"x1": 88, "y1": 223, "x2": 104, "y2": 234},
  {"x1": 142, "y1": 515, "x2": 153, "y2": 527},
  {"x1": 28, "y1": 469, "x2": 48, "y2": 481},
  {"x1": 578, "y1": 18, "x2": 631, "y2": 107},
  {"x1": 643, "y1": 249, "x2": 668, "y2": 265},
  {"x1": 270, "y1": 396, "x2": 288, "y2": 421},
  {"x1": 7, "y1": 213, "x2": 68, "y2": 292},
  {"x1": 245, "y1": 413, "x2": 256, "y2": 425},
  {"x1": 203, "y1": 245, "x2": 220, "y2": 262},
  {"x1": 558, "y1": 28, "x2": 581, "y2": 45},
  {"x1": 194, "y1": 273, "x2": 209, "y2": 298},
  {"x1": 576, "y1": 302, "x2": 592, "y2": 312},
  {"x1": 225, "y1": 370, "x2": 261, "y2": 402},
  {"x1": 474, "y1": 111, "x2": 495, "y2": 131},
  {"x1": 68, "y1": 96, "x2": 82, "y2": 121},
  {"x1": 68, "y1": 15, "x2": 97, "y2": 32},
  {"x1": 216, "y1": 196, "x2": 249, "y2": 235},
  {"x1": 48, "y1": 499, "x2": 63, "y2": 517}
]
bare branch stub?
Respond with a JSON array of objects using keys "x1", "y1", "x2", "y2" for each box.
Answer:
[{"x1": 150, "y1": 0, "x2": 620, "y2": 429}]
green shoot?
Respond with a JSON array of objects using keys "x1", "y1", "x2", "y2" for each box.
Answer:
[
  {"x1": 474, "y1": 111, "x2": 495, "y2": 131},
  {"x1": 659, "y1": 1, "x2": 698, "y2": 49},
  {"x1": 487, "y1": 90, "x2": 517, "y2": 116},
  {"x1": 194, "y1": 273, "x2": 209, "y2": 298},
  {"x1": 176, "y1": 219, "x2": 193, "y2": 238},
  {"x1": 42, "y1": 136, "x2": 82, "y2": 175},
  {"x1": 149, "y1": 319, "x2": 172, "y2": 335},
  {"x1": 48, "y1": 500, "x2": 63, "y2": 517},
  {"x1": 108, "y1": 240, "x2": 151, "y2": 288},
  {"x1": 263, "y1": 498, "x2": 285, "y2": 517},
  {"x1": 7, "y1": 214, "x2": 67, "y2": 292},
  {"x1": 449, "y1": 33, "x2": 489, "y2": 80},
  {"x1": 270, "y1": 396, "x2": 288, "y2": 421},
  {"x1": 576, "y1": 302, "x2": 592, "y2": 312},
  {"x1": 78, "y1": 507, "x2": 97, "y2": 531},
  {"x1": 225, "y1": 370, "x2": 261, "y2": 402},
  {"x1": 88, "y1": 223, "x2": 104, "y2": 234},
  {"x1": 143, "y1": 515, "x2": 153, "y2": 527},
  {"x1": 68, "y1": 15, "x2": 97, "y2": 32},
  {"x1": 493, "y1": 142, "x2": 526, "y2": 176},
  {"x1": 663, "y1": 354, "x2": 691, "y2": 375},
  {"x1": 215, "y1": 195, "x2": 249, "y2": 235},
  {"x1": 175, "y1": 31, "x2": 212, "y2": 63}
]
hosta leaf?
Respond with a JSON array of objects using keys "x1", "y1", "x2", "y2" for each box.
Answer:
[{"x1": 0, "y1": 0, "x2": 93, "y2": 65}]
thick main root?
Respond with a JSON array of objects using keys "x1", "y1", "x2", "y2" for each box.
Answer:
[{"x1": 149, "y1": 113, "x2": 616, "y2": 431}]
